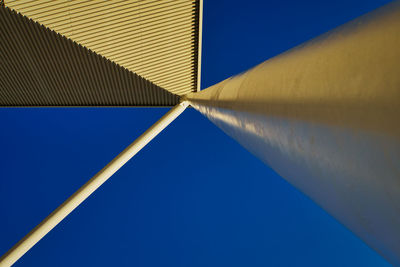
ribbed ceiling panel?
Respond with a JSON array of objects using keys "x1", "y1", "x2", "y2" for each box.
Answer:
[
  {"x1": 0, "y1": 6, "x2": 179, "y2": 107},
  {"x1": 5, "y1": 0, "x2": 202, "y2": 96}
]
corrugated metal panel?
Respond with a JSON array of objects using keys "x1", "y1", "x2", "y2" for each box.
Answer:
[
  {"x1": 0, "y1": 6, "x2": 179, "y2": 107},
  {"x1": 5, "y1": 0, "x2": 202, "y2": 95}
]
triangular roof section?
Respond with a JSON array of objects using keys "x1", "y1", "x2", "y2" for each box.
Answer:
[{"x1": 1, "y1": 0, "x2": 202, "y2": 106}]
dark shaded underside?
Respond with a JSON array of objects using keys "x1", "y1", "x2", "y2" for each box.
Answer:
[{"x1": 0, "y1": 7, "x2": 180, "y2": 107}]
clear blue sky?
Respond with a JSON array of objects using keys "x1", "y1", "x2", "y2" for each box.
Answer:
[{"x1": 0, "y1": 0, "x2": 393, "y2": 266}]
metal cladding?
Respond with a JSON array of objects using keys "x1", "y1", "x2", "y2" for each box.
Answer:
[
  {"x1": 0, "y1": 6, "x2": 179, "y2": 107},
  {"x1": 186, "y1": 1, "x2": 400, "y2": 265},
  {"x1": 5, "y1": 0, "x2": 202, "y2": 95}
]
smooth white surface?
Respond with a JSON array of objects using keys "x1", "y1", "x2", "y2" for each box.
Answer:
[{"x1": 186, "y1": 1, "x2": 400, "y2": 265}]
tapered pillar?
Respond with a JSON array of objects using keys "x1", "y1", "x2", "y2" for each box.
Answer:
[{"x1": 186, "y1": 1, "x2": 400, "y2": 264}]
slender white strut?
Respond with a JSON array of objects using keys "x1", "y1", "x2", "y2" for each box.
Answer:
[{"x1": 0, "y1": 101, "x2": 189, "y2": 267}]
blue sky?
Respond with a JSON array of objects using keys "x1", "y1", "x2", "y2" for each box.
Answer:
[{"x1": 0, "y1": 0, "x2": 393, "y2": 266}]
